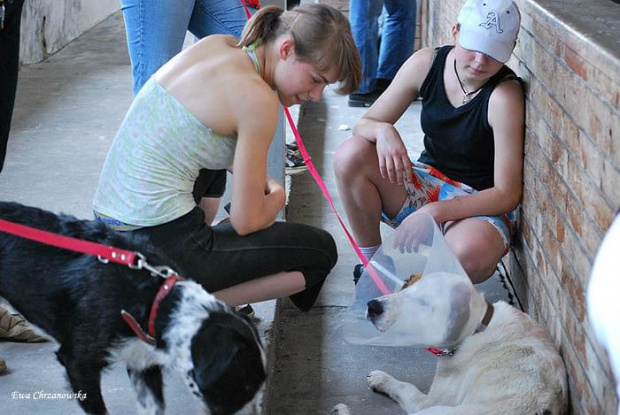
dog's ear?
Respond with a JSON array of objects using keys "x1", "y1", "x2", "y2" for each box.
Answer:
[
  {"x1": 443, "y1": 282, "x2": 472, "y2": 343},
  {"x1": 190, "y1": 311, "x2": 266, "y2": 414},
  {"x1": 191, "y1": 335, "x2": 240, "y2": 389}
]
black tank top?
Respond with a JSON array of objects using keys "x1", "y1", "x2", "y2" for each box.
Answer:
[{"x1": 417, "y1": 45, "x2": 520, "y2": 191}]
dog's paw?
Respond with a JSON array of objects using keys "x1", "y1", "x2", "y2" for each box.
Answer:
[
  {"x1": 331, "y1": 403, "x2": 351, "y2": 415},
  {"x1": 367, "y1": 370, "x2": 392, "y2": 393}
]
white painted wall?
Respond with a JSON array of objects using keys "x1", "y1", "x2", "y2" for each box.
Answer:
[{"x1": 20, "y1": 0, "x2": 119, "y2": 65}]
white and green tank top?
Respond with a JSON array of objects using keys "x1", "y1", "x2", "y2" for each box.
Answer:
[{"x1": 93, "y1": 78, "x2": 237, "y2": 226}]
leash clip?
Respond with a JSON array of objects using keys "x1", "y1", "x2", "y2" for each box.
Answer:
[
  {"x1": 130, "y1": 252, "x2": 178, "y2": 279},
  {"x1": 425, "y1": 347, "x2": 456, "y2": 357}
]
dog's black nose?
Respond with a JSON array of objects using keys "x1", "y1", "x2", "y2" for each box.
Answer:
[{"x1": 367, "y1": 300, "x2": 384, "y2": 318}]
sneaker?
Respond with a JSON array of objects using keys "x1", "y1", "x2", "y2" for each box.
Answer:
[
  {"x1": 353, "y1": 263, "x2": 385, "y2": 300},
  {"x1": 0, "y1": 357, "x2": 6, "y2": 374},
  {"x1": 236, "y1": 304, "x2": 256, "y2": 319},
  {"x1": 286, "y1": 142, "x2": 300, "y2": 153},
  {"x1": 0, "y1": 308, "x2": 48, "y2": 343},
  {"x1": 285, "y1": 145, "x2": 308, "y2": 175},
  {"x1": 348, "y1": 89, "x2": 383, "y2": 107},
  {"x1": 353, "y1": 263, "x2": 365, "y2": 285},
  {"x1": 353, "y1": 253, "x2": 396, "y2": 288}
]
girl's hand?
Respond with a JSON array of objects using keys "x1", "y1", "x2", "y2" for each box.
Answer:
[
  {"x1": 392, "y1": 209, "x2": 436, "y2": 253},
  {"x1": 375, "y1": 125, "x2": 412, "y2": 185}
]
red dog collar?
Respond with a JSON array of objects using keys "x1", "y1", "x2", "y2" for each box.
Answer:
[
  {"x1": 425, "y1": 302, "x2": 495, "y2": 357},
  {"x1": 121, "y1": 275, "x2": 179, "y2": 346}
]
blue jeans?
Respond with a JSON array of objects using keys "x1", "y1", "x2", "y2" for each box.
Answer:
[
  {"x1": 120, "y1": 0, "x2": 249, "y2": 95},
  {"x1": 349, "y1": 0, "x2": 416, "y2": 94}
]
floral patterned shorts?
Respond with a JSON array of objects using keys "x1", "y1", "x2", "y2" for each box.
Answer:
[{"x1": 381, "y1": 162, "x2": 515, "y2": 254}]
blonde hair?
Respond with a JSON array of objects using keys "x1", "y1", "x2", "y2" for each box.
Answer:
[{"x1": 238, "y1": 4, "x2": 361, "y2": 94}]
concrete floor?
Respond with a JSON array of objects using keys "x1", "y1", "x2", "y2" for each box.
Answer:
[{"x1": 0, "y1": 12, "x2": 516, "y2": 415}]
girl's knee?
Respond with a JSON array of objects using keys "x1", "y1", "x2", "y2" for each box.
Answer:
[
  {"x1": 293, "y1": 223, "x2": 338, "y2": 270},
  {"x1": 445, "y1": 219, "x2": 505, "y2": 283},
  {"x1": 315, "y1": 228, "x2": 338, "y2": 269},
  {"x1": 451, "y1": 244, "x2": 500, "y2": 283},
  {"x1": 333, "y1": 136, "x2": 375, "y2": 180}
]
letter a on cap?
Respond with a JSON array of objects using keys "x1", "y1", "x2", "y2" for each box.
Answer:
[{"x1": 480, "y1": 11, "x2": 504, "y2": 33}]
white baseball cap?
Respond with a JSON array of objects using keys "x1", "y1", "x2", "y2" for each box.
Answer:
[{"x1": 457, "y1": 0, "x2": 521, "y2": 63}]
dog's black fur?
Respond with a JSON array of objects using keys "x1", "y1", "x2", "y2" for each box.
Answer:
[{"x1": 0, "y1": 201, "x2": 266, "y2": 415}]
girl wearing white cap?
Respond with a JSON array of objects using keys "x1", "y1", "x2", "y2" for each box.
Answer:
[{"x1": 334, "y1": 0, "x2": 524, "y2": 283}]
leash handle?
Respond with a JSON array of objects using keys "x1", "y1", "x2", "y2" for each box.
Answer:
[
  {"x1": 0, "y1": 218, "x2": 139, "y2": 267},
  {"x1": 241, "y1": 0, "x2": 258, "y2": 19}
]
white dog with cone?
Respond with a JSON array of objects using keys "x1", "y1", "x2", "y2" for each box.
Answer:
[{"x1": 336, "y1": 213, "x2": 568, "y2": 414}]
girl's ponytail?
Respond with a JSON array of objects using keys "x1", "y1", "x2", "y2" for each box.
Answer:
[{"x1": 238, "y1": 6, "x2": 285, "y2": 47}]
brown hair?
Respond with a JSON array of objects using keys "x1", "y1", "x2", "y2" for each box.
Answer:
[{"x1": 238, "y1": 4, "x2": 361, "y2": 94}]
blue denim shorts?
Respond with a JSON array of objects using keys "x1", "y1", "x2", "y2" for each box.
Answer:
[{"x1": 381, "y1": 162, "x2": 515, "y2": 254}]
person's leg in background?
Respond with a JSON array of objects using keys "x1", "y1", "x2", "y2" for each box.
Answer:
[
  {"x1": 348, "y1": 0, "x2": 384, "y2": 107},
  {"x1": 120, "y1": 0, "x2": 196, "y2": 96},
  {"x1": 188, "y1": 0, "x2": 248, "y2": 40},
  {"x1": 286, "y1": 0, "x2": 300, "y2": 9},
  {"x1": 377, "y1": 0, "x2": 416, "y2": 90},
  {"x1": 0, "y1": 2, "x2": 48, "y2": 373},
  {"x1": 0, "y1": 0, "x2": 25, "y2": 174}
]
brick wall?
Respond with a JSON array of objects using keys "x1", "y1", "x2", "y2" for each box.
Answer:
[{"x1": 423, "y1": 0, "x2": 620, "y2": 413}]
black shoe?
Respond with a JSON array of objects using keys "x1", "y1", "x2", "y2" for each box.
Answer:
[
  {"x1": 236, "y1": 304, "x2": 256, "y2": 319},
  {"x1": 286, "y1": 142, "x2": 299, "y2": 152},
  {"x1": 353, "y1": 263, "x2": 365, "y2": 285},
  {"x1": 353, "y1": 263, "x2": 385, "y2": 299},
  {"x1": 285, "y1": 144, "x2": 307, "y2": 175},
  {"x1": 376, "y1": 78, "x2": 392, "y2": 92},
  {"x1": 348, "y1": 89, "x2": 383, "y2": 107}
]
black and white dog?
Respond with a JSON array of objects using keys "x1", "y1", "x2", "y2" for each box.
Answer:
[{"x1": 0, "y1": 201, "x2": 266, "y2": 415}]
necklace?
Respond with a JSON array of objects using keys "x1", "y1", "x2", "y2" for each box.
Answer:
[{"x1": 453, "y1": 60, "x2": 483, "y2": 104}]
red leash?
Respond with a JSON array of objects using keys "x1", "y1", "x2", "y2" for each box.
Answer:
[
  {"x1": 0, "y1": 218, "x2": 139, "y2": 267},
  {"x1": 0, "y1": 217, "x2": 179, "y2": 346},
  {"x1": 283, "y1": 109, "x2": 390, "y2": 295}
]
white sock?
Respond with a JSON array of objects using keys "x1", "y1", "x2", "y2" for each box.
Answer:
[{"x1": 360, "y1": 244, "x2": 381, "y2": 261}]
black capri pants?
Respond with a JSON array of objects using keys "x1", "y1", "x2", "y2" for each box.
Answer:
[{"x1": 134, "y1": 206, "x2": 338, "y2": 311}]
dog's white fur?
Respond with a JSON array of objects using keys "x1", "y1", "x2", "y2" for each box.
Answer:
[
  {"x1": 335, "y1": 272, "x2": 568, "y2": 415},
  {"x1": 113, "y1": 281, "x2": 265, "y2": 414}
]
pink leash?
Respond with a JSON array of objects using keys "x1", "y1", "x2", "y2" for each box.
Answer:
[
  {"x1": 283, "y1": 109, "x2": 390, "y2": 295},
  {"x1": 242, "y1": 1, "x2": 389, "y2": 295}
]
